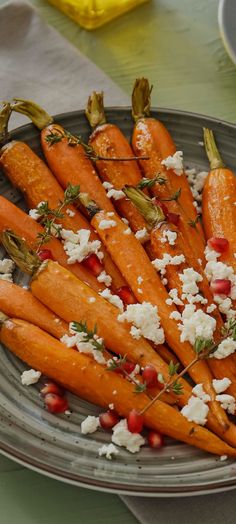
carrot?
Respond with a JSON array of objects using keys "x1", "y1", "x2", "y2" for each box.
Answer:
[
  {"x1": 0, "y1": 140, "x2": 126, "y2": 290},
  {"x1": 0, "y1": 195, "x2": 103, "y2": 292},
  {"x1": 91, "y1": 210, "x2": 236, "y2": 422},
  {"x1": 0, "y1": 280, "x2": 68, "y2": 339},
  {"x1": 85, "y1": 92, "x2": 148, "y2": 234},
  {"x1": 131, "y1": 78, "x2": 206, "y2": 261},
  {"x1": 2, "y1": 318, "x2": 236, "y2": 456},
  {"x1": 202, "y1": 128, "x2": 236, "y2": 272}
]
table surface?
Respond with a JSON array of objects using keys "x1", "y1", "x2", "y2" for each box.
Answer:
[{"x1": 1, "y1": 0, "x2": 236, "y2": 523}]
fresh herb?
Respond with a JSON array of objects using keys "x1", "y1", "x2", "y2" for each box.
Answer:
[
  {"x1": 137, "y1": 173, "x2": 166, "y2": 190},
  {"x1": 135, "y1": 383, "x2": 147, "y2": 393},
  {"x1": 161, "y1": 188, "x2": 181, "y2": 202},
  {"x1": 168, "y1": 360, "x2": 180, "y2": 377},
  {"x1": 71, "y1": 321, "x2": 105, "y2": 352}
]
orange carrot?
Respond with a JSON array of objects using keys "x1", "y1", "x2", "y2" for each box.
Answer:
[
  {"x1": 131, "y1": 78, "x2": 206, "y2": 261},
  {"x1": 2, "y1": 318, "x2": 236, "y2": 456},
  {"x1": 91, "y1": 210, "x2": 236, "y2": 422},
  {"x1": 202, "y1": 128, "x2": 236, "y2": 272},
  {"x1": 0, "y1": 280, "x2": 68, "y2": 339},
  {"x1": 85, "y1": 92, "x2": 148, "y2": 234},
  {"x1": 0, "y1": 195, "x2": 103, "y2": 292},
  {"x1": 0, "y1": 140, "x2": 126, "y2": 290}
]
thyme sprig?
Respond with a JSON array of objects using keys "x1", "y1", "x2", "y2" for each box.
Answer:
[
  {"x1": 35, "y1": 183, "x2": 81, "y2": 250},
  {"x1": 45, "y1": 129, "x2": 149, "y2": 162},
  {"x1": 188, "y1": 215, "x2": 200, "y2": 229},
  {"x1": 71, "y1": 321, "x2": 105, "y2": 352},
  {"x1": 137, "y1": 173, "x2": 166, "y2": 190},
  {"x1": 107, "y1": 355, "x2": 146, "y2": 393},
  {"x1": 139, "y1": 320, "x2": 236, "y2": 416}
]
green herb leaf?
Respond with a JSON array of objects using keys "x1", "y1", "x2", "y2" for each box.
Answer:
[
  {"x1": 171, "y1": 380, "x2": 183, "y2": 395},
  {"x1": 71, "y1": 321, "x2": 104, "y2": 352},
  {"x1": 137, "y1": 174, "x2": 166, "y2": 190},
  {"x1": 135, "y1": 382, "x2": 147, "y2": 393},
  {"x1": 188, "y1": 215, "x2": 200, "y2": 228},
  {"x1": 168, "y1": 360, "x2": 179, "y2": 377}
]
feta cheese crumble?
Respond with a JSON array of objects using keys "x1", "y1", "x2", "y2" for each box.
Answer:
[
  {"x1": 107, "y1": 188, "x2": 125, "y2": 201},
  {"x1": 28, "y1": 201, "x2": 46, "y2": 220},
  {"x1": 81, "y1": 415, "x2": 100, "y2": 434},
  {"x1": 178, "y1": 304, "x2": 216, "y2": 345},
  {"x1": 216, "y1": 394, "x2": 236, "y2": 415},
  {"x1": 102, "y1": 181, "x2": 113, "y2": 190},
  {"x1": 61, "y1": 323, "x2": 106, "y2": 365},
  {"x1": 98, "y1": 219, "x2": 117, "y2": 230},
  {"x1": 118, "y1": 302, "x2": 165, "y2": 345},
  {"x1": 97, "y1": 270, "x2": 112, "y2": 287},
  {"x1": 98, "y1": 443, "x2": 119, "y2": 460},
  {"x1": 135, "y1": 227, "x2": 149, "y2": 242},
  {"x1": 60, "y1": 228, "x2": 101, "y2": 264},
  {"x1": 181, "y1": 396, "x2": 209, "y2": 425},
  {"x1": 166, "y1": 288, "x2": 184, "y2": 306},
  {"x1": 179, "y1": 268, "x2": 203, "y2": 295},
  {"x1": 99, "y1": 288, "x2": 124, "y2": 312},
  {"x1": 192, "y1": 384, "x2": 211, "y2": 403},
  {"x1": 152, "y1": 254, "x2": 185, "y2": 276},
  {"x1": 66, "y1": 208, "x2": 75, "y2": 217},
  {"x1": 112, "y1": 419, "x2": 145, "y2": 453},
  {"x1": 123, "y1": 227, "x2": 132, "y2": 235},
  {"x1": 213, "y1": 338, "x2": 236, "y2": 360},
  {"x1": 21, "y1": 369, "x2": 41, "y2": 386},
  {"x1": 161, "y1": 151, "x2": 184, "y2": 176},
  {"x1": 0, "y1": 258, "x2": 15, "y2": 282},
  {"x1": 212, "y1": 378, "x2": 231, "y2": 394},
  {"x1": 160, "y1": 229, "x2": 177, "y2": 246},
  {"x1": 186, "y1": 168, "x2": 208, "y2": 212}
]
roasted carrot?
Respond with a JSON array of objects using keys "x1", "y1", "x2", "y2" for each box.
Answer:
[
  {"x1": 91, "y1": 210, "x2": 236, "y2": 421},
  {"x1": 2, "y1": 318, "x2": 236, "y2": 456},
  {"x1": 85, "y1": 92, "x2": 148, "y2": 234},
  {"x1": 131, "y1": 78, "x2": 206, "y2": 261},
  {"x1": 0, "y1": 140, "x2": 126, "y2": 290},
  {"x1": 0, "y1": 280, "x2": 68, "y2": 339},
  {"x1": 11, "y1": 99, "x2": 115, "y2": 213},
  {"x1": 202, "y1": 128, "x2": 236, "y2": 272},
  {"x1": 0, "y1": 196, "x2": 103, "y2": 292}
]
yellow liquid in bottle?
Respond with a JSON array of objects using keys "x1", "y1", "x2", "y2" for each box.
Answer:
[{"x1": 48, "y1": 0, "x2": 150, "y2": 30}]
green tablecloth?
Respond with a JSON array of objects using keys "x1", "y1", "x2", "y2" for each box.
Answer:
[{"x1": 1, "y1": 1, "x2": 236, "y2": 523}]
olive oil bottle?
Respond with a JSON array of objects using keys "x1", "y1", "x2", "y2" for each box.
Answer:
[{"x1": 48, "y1": 0, "x2": 149, "y2": 30}]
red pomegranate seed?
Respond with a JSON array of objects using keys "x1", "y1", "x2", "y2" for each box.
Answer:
[
  {"x1": 116, "y1": 286, "x2": 136, "y2": 305},
  {"x1": 99, "y1": 410, "x2": 119, "y2": 430},
  {"x1": 148, "y1": 430, "x2": 164, "y2": 449},
  {"x1": 122, "y1": 361, "x2": 136, "y2": 374},
  {"x1": 167, "y1": 212, "x2": 180, "y2": 226},
  {"x1": 38, "y1": 249, "x2": 54, "y2": 261},
  {"x1": 40, "y1": 381, "x2": 64, "y2": 398},
  {"x1": 142, "y1": 365, "x2": 158, "y2": 387},
  {"x1": 127, "y1": 409, "x2": 144, "y2": 433},
  {"x1": 44, "y1": 393, "x2": 69, "y2": 414},
  {"x1": 210, "y1": 279, "x2": 231, "y2": 295},
  {"x1": 83, "y1": 253, "x2": 103, "y2": 276},
  {"x1": 207, "y1": 237, "x2": 229, "y2": 253}
]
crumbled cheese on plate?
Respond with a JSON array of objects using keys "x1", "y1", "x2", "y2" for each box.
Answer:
[
  {"x1": 118, "y1": 302, "x2": 165, "y2": 345},
  {"x1": 161, "y1": 151, "x2": 184, "y2": 176},
  {"x1": 98, "y1": 443, "x2": 119, "y2": 460},
  {"x1": 81, "y1": 415, "x2": 100, "y2": 434},
  {"x1": 112, "y1": 419, "x2": 145, "y2": 453},
  {"x1": 21, "y1": 369, "x2": 41, "y2": 386},
  {"x1": 60, "y1": 228, "x2": 101, "y2": 264}
]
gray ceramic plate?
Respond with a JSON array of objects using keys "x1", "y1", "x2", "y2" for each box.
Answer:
[
  {"x1": 218, "y1": 0, "x2": 236, "y2": 65},
  {"x1": 0, "y1": 108, "x2": 236, "y2": 497}
]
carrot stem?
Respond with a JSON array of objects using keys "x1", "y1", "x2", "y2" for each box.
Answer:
[
  {"x1": 1, "y1": 230, "x2": 40, "y2": 275},
  {"x1": 85, "y1": 91, "x2": 106, "y2": 129},
  {"x1": 0, "y1": 102, "x2": 12, "y2": 145},
  {"x1": 12, "y1": 98, "x2": 53, "y2": 130},
  {"x1": 203, "y1": 128, "x2": 225, "y2": 170},
  {"x1": 123, "y1": 186, "x2": 165, "y2": 225},
  {"x1": 132, "y1": 78, "x2": 152, "y2": 122}
]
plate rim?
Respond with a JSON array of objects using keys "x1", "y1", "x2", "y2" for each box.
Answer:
[
  {"x1": 218, "y1": 0, "x2": 236, "y2": 66},
  {"x1": 2, "y1": 106, "x2": 236, "y2": 496}
]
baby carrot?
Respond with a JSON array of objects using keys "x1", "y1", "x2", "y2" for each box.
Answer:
[
  {"x1": 2, "y1": 318, "x2": 236, "y2": 456},
  {"x1": 0, "y1": 196, "x2": 102, "y2": 292},
  {"x1": 0, "y1": 280, "x2": 68, "y2": 339},
  {"x1": 0, "y1": 140, "x2": 126, "y2": 290}
]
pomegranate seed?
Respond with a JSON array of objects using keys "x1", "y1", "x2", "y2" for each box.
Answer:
[
  {"x1": 207, "y1": 237, "x2": 229, "y2": 253},
  {"x1": 44, "y1": 393, "x2": 69, "y2": 414},
  {"x1": 83, "y1": 253, "x2": 103, "y2": 276},
  {"x1": 38, "y1": 249, "x2": 54, "y2": 261},
  {"x1": 40, "y1": 381, "x2": 64, "y2": 398},
  {"x1": 167, "y1": 212, "x2": 179, "y2": 226},
  {"x1": 148, "y1": 430, "x2": 164, "y2": 449},
  {"x1": 142, "y1": 365, "x2": 158, "y2": 387},
  {"x1": 99, "y1": 410, "x2": 119, "y2": 430},
  {"x1": 116, "y1": 286, "x2": 136, "y2": 305},
  {"x1": 127, "y1": 409, "x2": 144, "y2": 433},
  {"x1": 122, "y1": 361, "x2": 136, "y2": 374},
  {"x1": 210, "y1": 279, "x2": 231, "y2": 295}
]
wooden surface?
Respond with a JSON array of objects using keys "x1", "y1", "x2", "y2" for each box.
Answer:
[{"x1": 0, "y1": 0, "x2": 236, "y2": 523}]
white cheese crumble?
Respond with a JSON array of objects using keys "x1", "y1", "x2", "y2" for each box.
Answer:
[
  {"x1": 66, "y1": 208, "x2": 75, "y2": 217},
  {"x1": 213, "y1": 296, "x2": 235, "y2": 320},
  {"x1": 152, "y1": 254, "x2": 185, "y2": 276},
  {"x1": 112, "y1": 419, "x2": 145, "y2": 453},
  {"x1": 181, "y1": 396, "x2": 209, "y2": 425},
  {"x1": 137, "y1": 276, "x2": 143, "y2": 284},
  {"x1": 97, "y1": 270, "x2": 112, "y2": 287},
  {"x1": 169, "y1": 310, "x2": 182, "y2": 321},
  {"x1": 21, "y1": 369, "x2": 41, "y2": 386},
  {"x1": 135, "y1": 227, "x2": 149, "y2": 242},
  {"x1": 60, "y1": 228, "x2": 101, "y2": 264},
  {"x1": 204, "y1": 246, "x2": 221, "y2": 262},
  {"x1": 220, "y1": 455, "x2": 228, "y2": 461},
  {"x1": 61, "y1": 323, "x2": 106, "y2": 365},
  {"x1": 123, "y1": 228, "x2": 132, "y2": 235},
  {"x1": 98, "y1": 443, "x2": 119, "y2": 460},
  {"x1": 0, "y1": 258, "x2": 15, "y2": 282},
  {"x1": 118, "y1": 302, "x2": 165, "y2": 345},
  {"x1": 206, "y1": 304, "x2": 217, "y2": 314},
  {"x1": 102, "y1": 181, "x2": 113, "y2": 190},
  {"x1": 81, "y1": 415, "x2": 100, "y2": 434},
  {"x1": 107, "y1": 188, "x2": 125, "y2": 201},
  {"x1": 179, "y1": 268, "x2": 203, "y2": 295},
  {"x1": 88, "y1": 297, "x2": 96, "y2": 303},
  {"x1": 161, "y1": 151, "x2": 184, "y2": 176},
  {"x1": 99, "y1": 288, "x2": 124, "y2": 312},
  {"x1": 186, "y1": 168, "x2": 208, "y2": 210},
  {"x1": 98, "y1": 219, "x2": 117, "y2": 230},
  {"x1": 121, "y1": 218, "x2": 129, "y2": 225},
  {"x1": 166, "y1": 288, "x2": 184, "y2": 306},
  {"x1": 160, "y1": 229, "x2": 177, "y2": 246},
  {"x1": 216, "y1": 394, "x2": 236, "y2": 415},
  {"x1": 192, "y1": 384, "x2": 211, "y2": 403},
  {"x1": 212, "y1": 378, "x2": 231, "y2": 394},
  {"x1": 28, "y1": 200, "x2": 46, "y2": 220},
  {"x1": 213, "y1": 338, "x2": 236, "y2": 360},
  {"x1": 178, "y1": 304, "x2": 216, "y2": 345}
]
